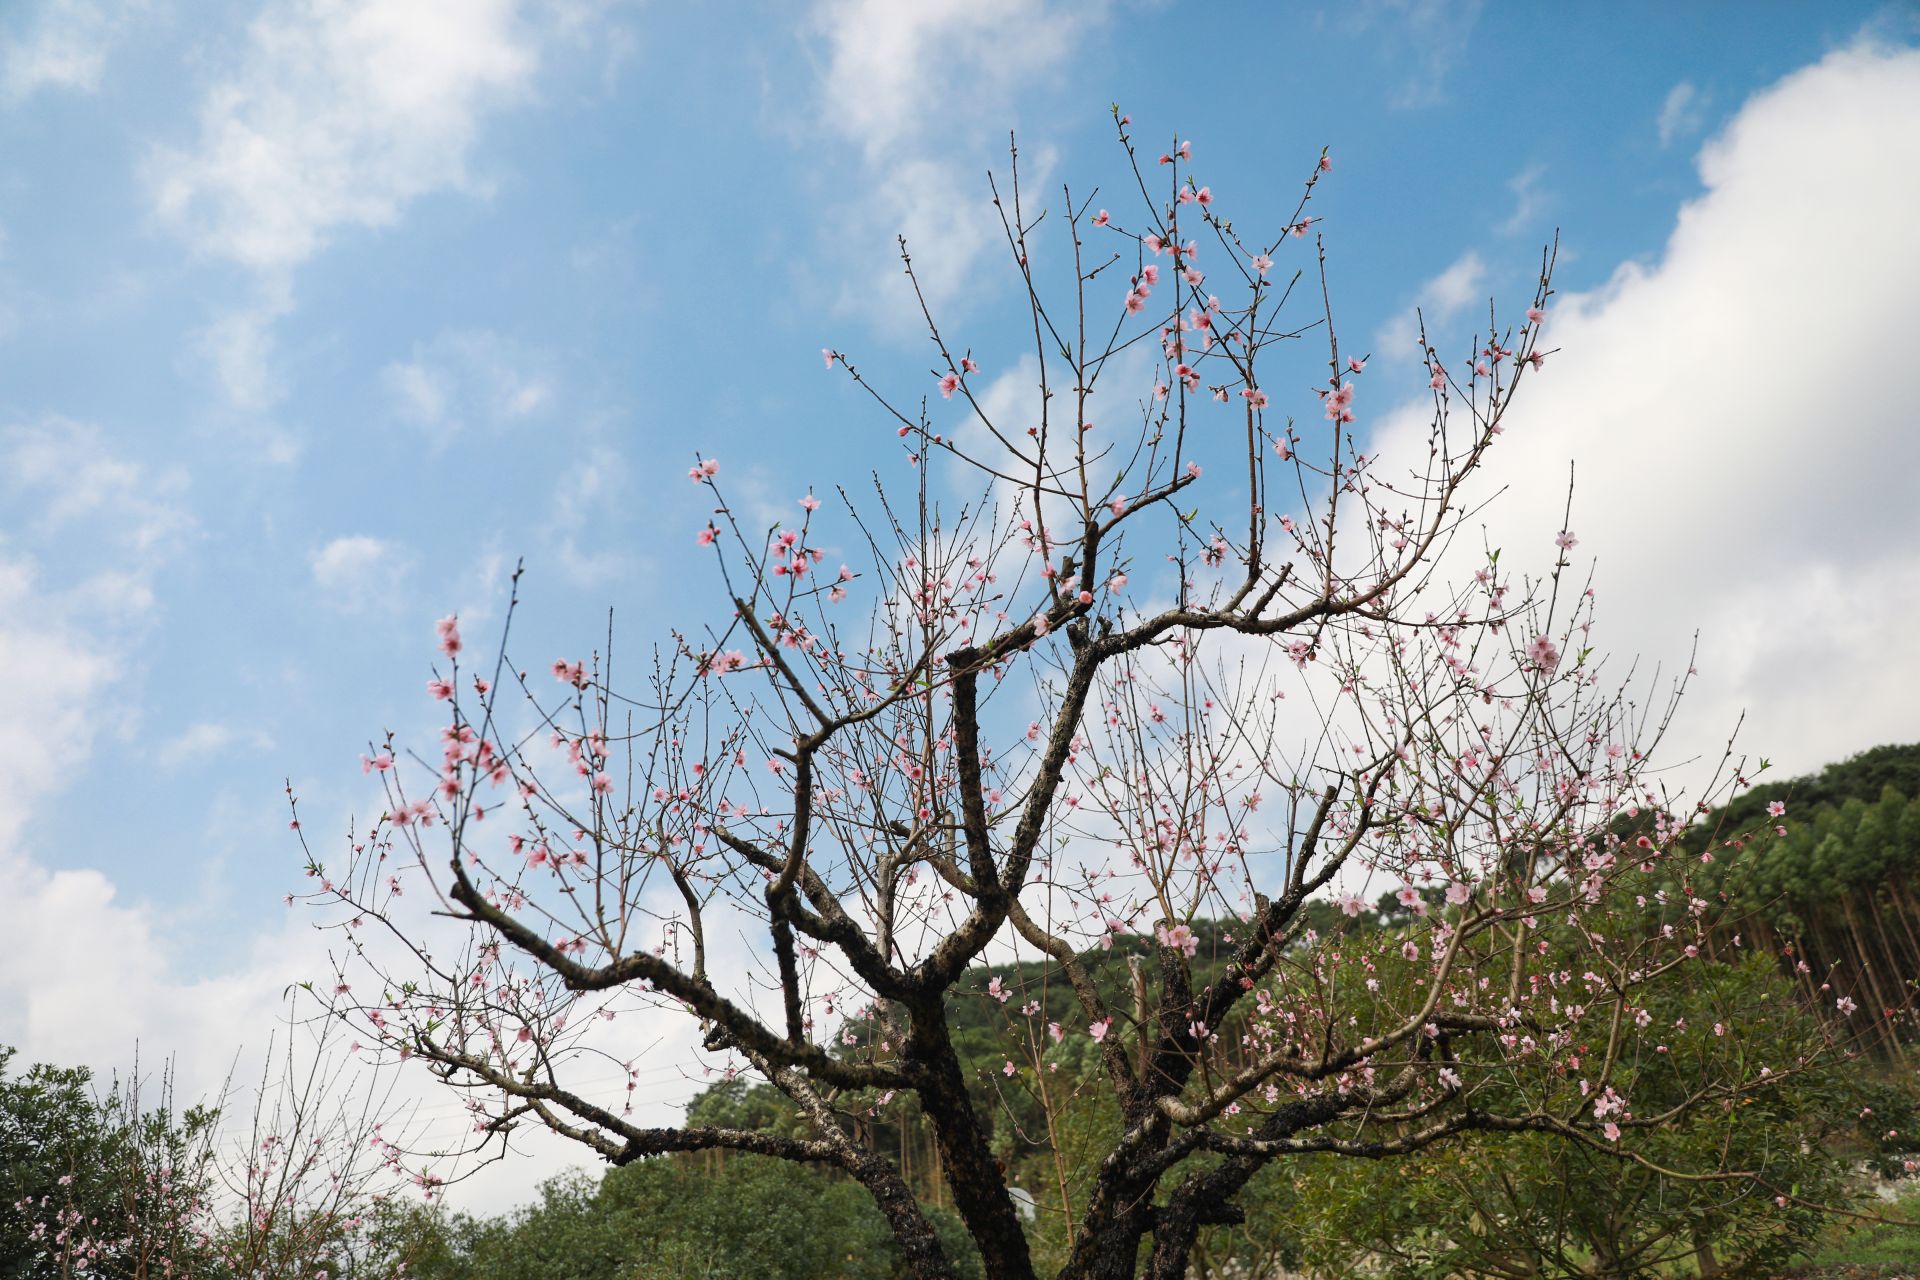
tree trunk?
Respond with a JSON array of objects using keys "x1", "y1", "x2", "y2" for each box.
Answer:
[
  {"x1": 1693, "y1": 1232, "x2": 1722, "y2": 1277},
  {"x1": 908, "y1": 1001, "x2": 1039, "y2": 1280},
  {"x1": 1840, "y1": 898, "x2": 1906, "y2": 1061},
  {"x1": 1866, "y1": 893, "x2": 1917, "y2": 1035},
  {"x1": 845, "y1": 1145, "x2": 962, "y2": 1280},
  {"x1": 1886, "y1": 880, "x2": 1920, "y2": 984}
]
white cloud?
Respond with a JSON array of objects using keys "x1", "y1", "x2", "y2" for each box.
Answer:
[
  {"x1": 148, "y1": 0, "x2": 583, "y2": 415},
  {"x1": 156, "y1": 721, "x2": 275, "y2": 769},
  {"x1": 0, "y1": 0, "x2": 127, "y2": 101},
  {"x1": 381, "y1": 329, "x2": 554, "y2": 442},
  {"x1": 2, "y1": 417, "x2": 194, "y2": 559},
  {"x1": 0, "y1": 560, "x2": 119, "y2": 846},
  {"x1": 384, "y1": 358, "x2": 450, "y2": 424},
  {"x1": 1423, "y1": 251, "x2": 1487, "y2": 313},
  {"x1": 1338, "y1": 0, "x2": 1486, "y2": 109},
  {"x1": 150, "y1": 0, "x2": 537, "y2": 273},
  {"x1": 0, "y1": 426, "x2": 254, "y2": 1091},
  {"x1": 191, "y1": 281, "x2": 294, "y2": 413},
  {"x1": 0, "y1": 421, "x2": 190, "y2": 823},
  {"x1": 1657, "y1": 80, "x2": 1707, "y2": 148},
  {"x1": 851, "y1": 156, "x2": 1011, "y2": 321},
  {"x1": 544, "y1": 444, "x2": 631, "y2": 586},
  {"x1": 1375, "y1": 250, "x2": 1486, "y2": 360},
  {"x1": 310, "y1": 533, "x2": 408, "y2": 609},
  {"x1": 0, "y1": 855, "x2": 302, "y2": 1086},
  {"x1": 1368, "y1": 42, "x2": 1920, "y2": 785},
  {"x1": 808, "y1": 0, "x2": 1104, "y2": 318},
  {"x1": 813, "y1": 0, "x2": 1094, "y2": 162},
  {"x1": 1498, "y1": 164, "x2": 1550, "y2": 236}
]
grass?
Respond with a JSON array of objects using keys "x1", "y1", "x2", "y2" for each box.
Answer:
[{"x1": 1776, "y1": 1187, "x2": 1920, "y2": 1278}]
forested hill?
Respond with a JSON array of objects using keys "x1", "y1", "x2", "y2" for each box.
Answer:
[
  {"x1": 1697, "y1": 741, "x2": 1920, "y2": 839},
  {"x1": 1680, "y1": 742, "x2": 1920, "y2": 1059}
]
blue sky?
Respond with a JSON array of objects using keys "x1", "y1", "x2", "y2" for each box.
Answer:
[{"x1": 3, "y1": 0, "x2": 1919, "y2": 1198}]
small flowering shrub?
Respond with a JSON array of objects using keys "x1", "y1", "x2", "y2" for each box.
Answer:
[{"x1": 13, "y1": 1015, "x2": 418, "y2": 1279}]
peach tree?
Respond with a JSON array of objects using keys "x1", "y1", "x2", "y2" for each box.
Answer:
[{"x1": 294, "y1": 118, "x2": 1812, "y2": 1280}]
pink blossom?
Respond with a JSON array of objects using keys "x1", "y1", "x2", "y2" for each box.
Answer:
[
  {"x1": 1555, "y1": 530, "x2": 1578, "y2": 551},
  {"x1": 938, "y1": 373, "x2": 960, "y2": 399},
  {"x1": 427, "y1": 677, "x2": 454, "y2": 701},
  {"x1": 435, "y1": 615, "x2": 461, "y2": 656},
  {"x1": 1089, "y1": 1018, "x2": 1112, "y2": 1042},
  {"x1": 800, "y1": 494, "x2": 821, "y2": 512},
  {"x1": 1250, "y1": 252, "x2": 1272, "y2": 279},
  {"x1": 1156, "y1": 922, "x2": 1199, "y2": 958},
  {"x1": 1766, "y1": 800, "x2": 1786, "y2": 817},
  {"x1": 1527, "y1": 635, "x2": 1561, "y2": 670},
  {"x1": 1092, "y1": 209, "x2": 1110, "y2": 226},
  {"x1": 822, "y1": 348, "x2": 836, "y2": 369},
  {"x1": 1241, "y1": 387, "x2": 1268, "y2": 410},
  {"x1": 1325, "y1": 381, "x2": 1355, "y2": 422},
  {"x1": 1526, "y1": 306, "x2": 1546, "y2": 323},
  {"x1": 1445, "y1": 881, "x2": 1472, "y2": 906}
]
